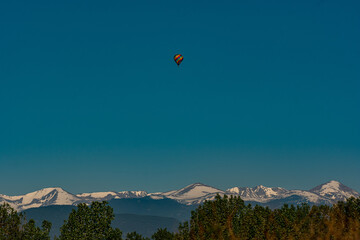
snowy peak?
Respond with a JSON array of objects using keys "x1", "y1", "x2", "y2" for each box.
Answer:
[
  {"x1": 226, "y1": 185, "x2": 288, "y2": 202},
  {"x1": 0, "y1": 188, "x2": 148, "y2": 212},
  {"x1": 165, "y1": 183, "x2": 223, "y2": 198},
  {"x1": 21, "y1": 187, "x2": 77, "y2": 205},
  {"x1": 0, "y1": 181, "x2": 359, "y2": 211},
  {"x1": 76, "y1": 191, "x2": 147, "y2": 200},
  {"x1": 150, "y1": 183, "x2": 225, "y2": 205},
  {"x1": 0, "y1": 187, "x2": 80, "y2": 211},
  {"x1": 310, "y1": 181, "x2": 360, "y2": 201},
  {"x1": 226, "y1": 181, "x2": 360, "y2": 204},
  {"x1": 77, "y1": 191, "x2": 121, "y2": 200},
  {"x1": 252, "y1": 185, "x2": 287, "y2": 197},
  {"x1": 118, "y1": 191, "x2": 148, "y2": 198}
]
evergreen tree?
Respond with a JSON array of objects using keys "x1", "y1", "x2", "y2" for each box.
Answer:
[
  {"x1": 174, "y1": 221, "x2": 190, "y2": 240},
  {"x1": 58, "y1": 201, "x2": 122, "y2": 240},
  {"x1": 0, "y1": 203, "x2": 51, "y2": 240},
  {"x1": 176, "y1": 195, "x2": 360, "y2": 240},
  {"x1": 151, "y1": 228, "x2": 174, "y2": 240},
  {"x1": 126, "y1": 231, "x2": 149, "y2": 240}
]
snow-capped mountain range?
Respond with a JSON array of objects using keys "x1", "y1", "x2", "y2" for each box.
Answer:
[{"x1": 0, "y1": 181, "x2": 358, "y2": 212}]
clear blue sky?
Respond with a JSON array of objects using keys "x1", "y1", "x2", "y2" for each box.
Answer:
[{"x1": 1, "y1": 0, "x2": 359, "y2": 195}]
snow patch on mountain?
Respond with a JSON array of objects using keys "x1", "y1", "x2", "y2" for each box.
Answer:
[
  {"x1": 150, "y1": 183, "x2": 225, "y2": 205},
  {"x1": 77, "y1": 191, "x2": 147, "y2": 200},
  {"x1": 0, "y1": 187, "x2": 81, "y2": 211},
  {"x1": 226, "y1": 185, "x2": 288, "y2": 202},
  {"x1": 117, "y1": 191, "x2": 148, "y2": 198},
  {"x1": 285, "y1": 190, "x2": 325, "y2": 204},
  {"x1": 22, "y1": 187, "x2": 77, "y2": 205},
  {"x1": 310, "y1": 180, "x2": 360, "y2": 201},
  {"x1": 0, "y1": 180, "x2": 358, "y2": 211}
]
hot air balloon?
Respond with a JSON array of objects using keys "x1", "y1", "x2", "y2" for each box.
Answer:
[{"x1": 174, "y1": 54, "x2": 183, "y2": 66}]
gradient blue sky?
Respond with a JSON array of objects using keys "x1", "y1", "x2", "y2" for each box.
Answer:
[{"x1": 1, "y1": 0, "x2": 359, "y2": 195}]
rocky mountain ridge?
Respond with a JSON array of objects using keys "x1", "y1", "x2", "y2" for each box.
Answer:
[{"x1": 1, "y1": 180, "x2": 358, "y2": 211}]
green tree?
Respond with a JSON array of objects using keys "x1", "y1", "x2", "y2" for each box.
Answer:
[
  {"x1": 174, "y1": 221, "x2": 189, "y2": 240},
  {"x1": 126, "y1": 231, "x2": 149, "y2": 240},
  {"x1": 59, "y1": 201, "x2": 122, "y2": 240},
  {"x1": 188, "y1": 194, "x2": 245, "y2": 240},
  {"x1": 22, "y1": 219, "x2": 52, "y2": 240},
  {"x1": 179, "y1": 195, "x2": 360, "y2": 240},
  {"x1": 151, "y1": 228, "x2": 174, "y2": 240},
  {"x1": 0, "y1": 203, "x2": 51, "y2": 240}
]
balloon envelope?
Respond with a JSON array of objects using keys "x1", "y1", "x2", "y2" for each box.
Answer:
[{"x1": 174, "y1": 54, "x2": 183, "y2": 66}]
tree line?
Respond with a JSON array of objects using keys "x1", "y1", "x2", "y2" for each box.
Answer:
[{"x1": 1, "y1": 195, "x2": 360, "y2": 239}]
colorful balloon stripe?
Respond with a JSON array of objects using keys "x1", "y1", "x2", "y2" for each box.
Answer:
[{"x1": 174, "y1": 54, "x2": 183, "y2": 66}]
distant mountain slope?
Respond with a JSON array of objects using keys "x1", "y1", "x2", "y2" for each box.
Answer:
[
  {"x1": 149, "y1": 183, "x2": 225, "y2": 205},
  {"x1": 1, "y1": 181, "x2": 359, "y2": 212},
  {"x1": 76, "y1": 191, "x2": 147, "y2": 202},
  {"x1": 226, "y1": 185, "x2": 289, "y2": 202},
  {"x1": 225, "y1": 185, "x2": 334, "y2": 206},
  {"x1": 310, "y1": 180, "x2": 360, "y2": 201},
  {"x1": 108, "y1": 197, "x2": 196, "y2": 221},
  {"x1": 23, "y1": 205, "x2": 76, "y2": 239},
  {"x1": 112, "y1": 214, "x2": 179, "y2": 238},
  {"x1": 24, "y1": 204, "x2": 180, "y2": 239},
  {"x1": 0, "y1": 188, "x2": 80, "y2": 211}
]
